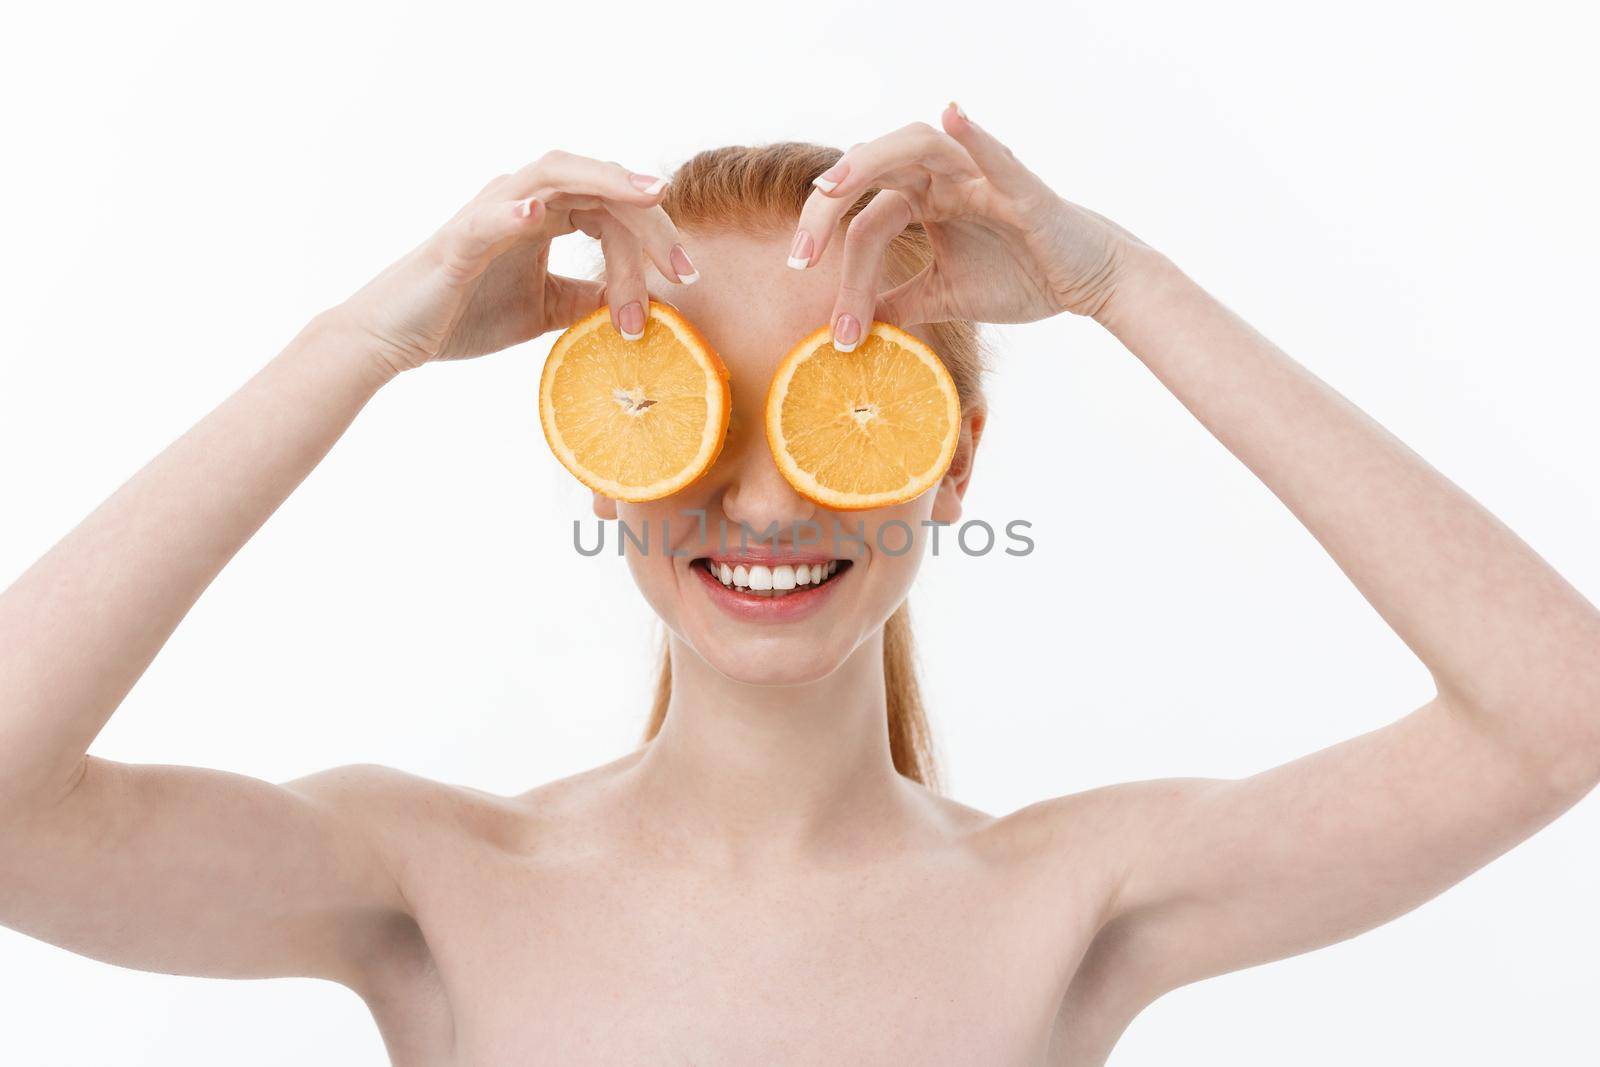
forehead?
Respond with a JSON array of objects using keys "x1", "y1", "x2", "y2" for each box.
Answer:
[{"x1": 645, "y1": 230, "x2": 838, "y2": 379}]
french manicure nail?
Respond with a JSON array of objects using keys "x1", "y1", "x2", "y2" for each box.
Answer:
[
  {"x1": 516, "y1": 196, "x2": 539, "y2": 218},
  {"x1": 812, "y1": 162, "x2": 849, "y2": 194},
  {"x1": 618, "y1": 301, "x2": 646, "y2": 341},
  {"x1": 630, "y1": 173, "x2": 667, "y2": 196},
  {"x1": 670, "y1": 244, "x2": 699, "y2": 285},
  {"x1": 832, "y1": 313, "x2": 861, "y2": 353},
  {"x1": 950, "y1": 100, "x2": 969, "y2": 122},
  {"x1": 787, "y1": 230, "x2": 814, "y2": 271}
]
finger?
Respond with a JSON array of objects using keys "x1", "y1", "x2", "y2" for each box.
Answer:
[
  {"x1": 604, "y1": 200, "x2": 699, "y2": 286},
  {"x1": 467, "y1": 172, "x2": 514, "y2": 206},
  {"x1": 567, "y1": 207, "x2": 609, "y2": 241},
  {"x1": 876, "y1": 265, "x2": 938, "y2": 329},
  {"x1": 432, "y1": 196, "x2": 546, "y2": 284},
  {"x1": 502, "y1": 149, "x2": 669, "y2": 210},
  {"x1": 829, "y1": 190, "x2": 914, "y2": 352},
  {"x1": 437, "y1": 174, "x2": 517, "y2": 235},
  {"x1": 814, "y1": 124, "x2": 978, "y2": 199},
  {"x1": 504, "y1": 154, "x2": 699, "y2": 285},
  {"x1": 940, "y1": 101, "x2": 1046, "y2": 200},
  {"x1": 597, "y1": 217, "x2": 650, "y2": 341},
  {"x1": 570, "y1": 204, "x2": 697, "y2": 294},
  {"x1": 539, "y1": 193, "x2": 606, "y2": 214},
  {"x1": 789, "y1": 123, "x2": 977, "y2": 270},
  {"x1": 544, "y1": 274, "x2": 607, "y2": 328}
]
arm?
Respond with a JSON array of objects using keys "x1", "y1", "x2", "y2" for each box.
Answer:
[
  {"x1": 798, "y1": 105, "x2": 1600, "y2": 1003},
  {"x1": 0, "y1": 151, "x2": 690, "y2": 984},
  {"x1": 1073, "y1": 245, "x2": 1600, "y2": 993},
  {"x1": 0, "y1": 320, "x2": 412, "y2": 983}
]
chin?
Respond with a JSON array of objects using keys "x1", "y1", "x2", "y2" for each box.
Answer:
[{"x1": 690, "y1": 633, "x2": 858, "y2": 688}]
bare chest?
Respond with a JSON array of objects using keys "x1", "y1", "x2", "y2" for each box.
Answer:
[{"x1": 371, "y1": 846, "x2": 1091, "y2": 1065}]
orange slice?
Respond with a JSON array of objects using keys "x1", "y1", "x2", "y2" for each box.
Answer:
[
  {"x1": 766, "y1": 322, "x2": 961, "y2": 510},
  {"x1": 539, "y1": 301, "x2": 730, "y2": 501}
]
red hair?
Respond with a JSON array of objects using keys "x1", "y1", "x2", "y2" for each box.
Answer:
[{"x1": 643, "y1": 142, "x2": 987, "y2": 790}]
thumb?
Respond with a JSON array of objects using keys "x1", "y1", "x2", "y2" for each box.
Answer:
[
  {"x1": 876, "y1": 265, "x2": 939, "y2": 329},
  {"x1": 544, "y1": 275, "x2": 607, "y2": 331}
]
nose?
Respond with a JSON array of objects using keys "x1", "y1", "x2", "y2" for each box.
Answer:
[{"x1": 716, "y1": 419, "x2": 818, "y2": 540}]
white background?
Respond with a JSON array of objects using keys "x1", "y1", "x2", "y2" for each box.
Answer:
[{"x1": 2, "y1": 1, "x2": 1598, "y2": 1062}]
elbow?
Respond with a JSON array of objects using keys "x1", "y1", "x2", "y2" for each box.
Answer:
[
  {"x1": 1568, "y1": 704, "x2": 1600, "y2": 802},
  {"x1": 1555, "y1": 647, "x2": 1600, "y2": 800},
  {"x1": 1440, "y1": 669, "x2": 1600, "y2": 812},
  {"x1": 1493, "y1": 722, "x2": 1600, "y2": 818},
  {"x1": 1535, "y1": 695, "x2": 1600, "y2": 810},
  {"x1": 1529, "y1": 685, "x2": 1600, "y2": 807},
  {"x1": 1540, "y1": 731, "x2": 1600, "y2": 810}
]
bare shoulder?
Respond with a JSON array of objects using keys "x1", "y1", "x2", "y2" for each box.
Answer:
[
  {"x1": 288, "y1": 762, "x2": 490, "y2": 820},
  {"x1": 284, "y1": 762, "x2": 546, "y2": 864},
  {"x1": 283, "y1": 754, "x2": 648, "y2": 863},
  {"x1": 865, "y1": 775, "x2": 1209, "y2": 863},
  {"x1": 962, "y1": 778, "x2": 1218, "y2": 904}
]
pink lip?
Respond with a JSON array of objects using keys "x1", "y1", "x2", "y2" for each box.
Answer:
[{"x1": 691, "y1": 558, "x2": 849, "y2": 623}]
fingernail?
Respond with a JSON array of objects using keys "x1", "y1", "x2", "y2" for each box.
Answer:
[
  {"x1": 670, "y1": 244, "x2": 699, "y2": 285},
  {"x1": 618, "y1": 301, "x2": 645, "y2": 341},
  {"x1": 812, "y1": 162, "x2": 849, "y2": 194},
  {"x1": 630, "y1": 173, "x2": 667, "y2": 196},
  {"x1": 516, "y1": 196, "x2": 540, "y2": 218},
  {"x1": 832, "y1": 313, "x2": 861, "y2": 353},
  {"x1": 950, "y1": 100, "x2": 969, "y2": 121},
  {"x1": 787, "y1": 230, "x2": 814, "y2": 270}
]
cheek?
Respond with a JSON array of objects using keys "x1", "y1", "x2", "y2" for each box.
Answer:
[
  {"x1": 614, "y1": 502, "x2": 685, "y2": 622},
  {"x1": 856, "y1": 493, "x2": 939, "y2": 599}
]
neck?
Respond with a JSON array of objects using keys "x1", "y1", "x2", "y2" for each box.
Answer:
[{"x1": 625, "y1": 629, "x2": 913, "y2": 858}]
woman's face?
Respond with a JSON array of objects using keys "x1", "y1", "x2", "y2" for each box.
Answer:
[{"x1": 596, "y1": 231, "x2": 981, "y2": 688}]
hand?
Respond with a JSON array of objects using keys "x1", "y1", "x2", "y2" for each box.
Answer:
[
  {"x1": 334, "y1": 151, "x2": 701, "y2": 375},
  {"x1": 789, "y1": 104, "x2": 1141, "y2": 348}
]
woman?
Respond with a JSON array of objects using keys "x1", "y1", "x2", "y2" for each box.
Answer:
[{"x1": 1, "y1": 105, "x2": 1597, "y2": 1064}]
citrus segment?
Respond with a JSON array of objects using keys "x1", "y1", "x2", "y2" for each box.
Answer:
[
  {"x1": 539, "y1": 302, "x2": 730, "y2": 501},
  {"x1": 766, "y1": 322, "x2": 961, "y2": 510}
]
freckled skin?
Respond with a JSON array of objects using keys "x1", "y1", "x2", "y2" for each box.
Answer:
[{"x1": 3, "y1": 129, "x2": 1598, "y2": 1065}]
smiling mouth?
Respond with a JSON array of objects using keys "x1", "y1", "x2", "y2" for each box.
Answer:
[{"x1": 694, "y1": 558, "x2": 852, "y2": 598}]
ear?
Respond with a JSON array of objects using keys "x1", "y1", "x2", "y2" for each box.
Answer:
[
  {"x1": 930, "y1": 409, "x2": 986, "y2": 524},
  {"x1": 592, "y1": 492, "x2": 618, "y2": 520}
]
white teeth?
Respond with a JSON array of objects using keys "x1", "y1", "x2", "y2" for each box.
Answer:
[{"x1": 706, "y1": 559, "x2": 845, "y2": 596}]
